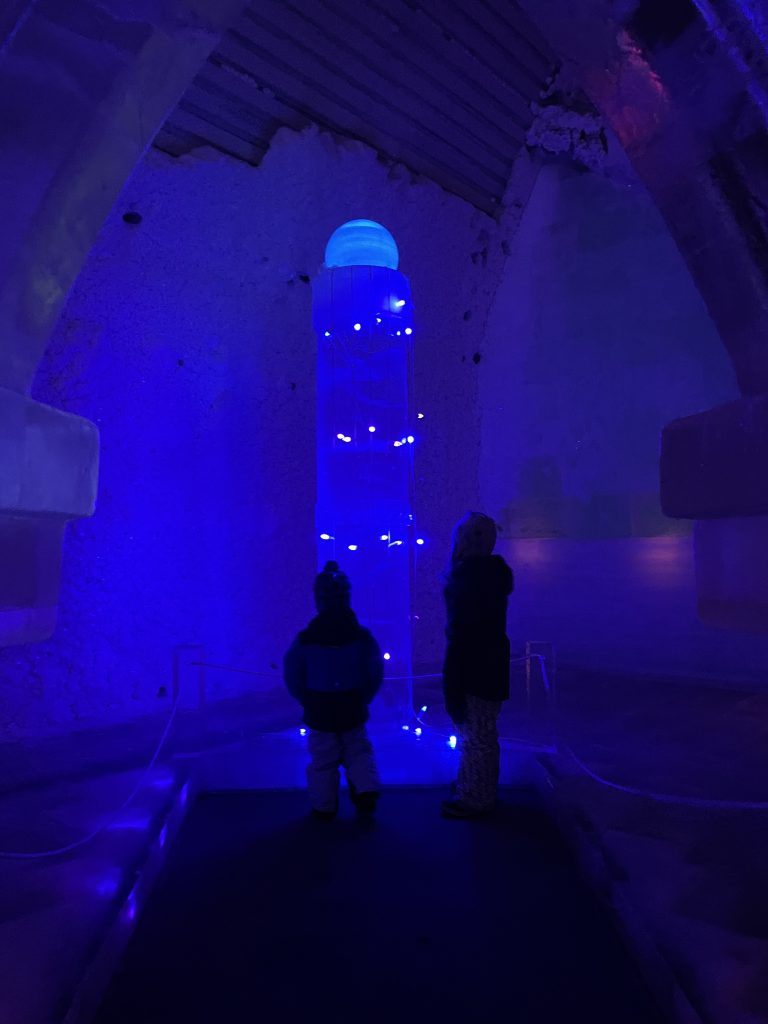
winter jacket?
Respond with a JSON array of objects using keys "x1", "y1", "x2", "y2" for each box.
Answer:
[
  {"x1": 284, "y1": 609, "x2": 383, "y2": 732},
  {"x1": 442, "y1": 554, "x2": 514, "y2": 721}
]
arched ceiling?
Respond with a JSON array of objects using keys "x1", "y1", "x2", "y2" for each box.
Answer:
[{"x1": 155, "y1": 0, "x2": 557, "y2": 216}]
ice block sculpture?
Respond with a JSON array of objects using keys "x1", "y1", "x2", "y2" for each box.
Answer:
[{"x1": 313, "y1": 220, "x2": 417, "y2": 716}]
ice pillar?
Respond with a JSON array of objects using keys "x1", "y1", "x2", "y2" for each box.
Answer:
[{"x1": 312, "y1": 221, "x2": 417, "y2": 717}]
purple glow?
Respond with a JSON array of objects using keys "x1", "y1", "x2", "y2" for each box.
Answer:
[{"x1": 109, "y1": 814, "x2": 152, "y2": 832}]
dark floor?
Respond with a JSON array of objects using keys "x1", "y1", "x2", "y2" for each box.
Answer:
[{"x1": 94, "y1": 788, "x2": 664, "y2": 1024}]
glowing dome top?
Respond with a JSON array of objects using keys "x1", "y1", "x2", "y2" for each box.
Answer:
[{"x1": 324, "y1": 219, "x2": 399, "y2": 270}]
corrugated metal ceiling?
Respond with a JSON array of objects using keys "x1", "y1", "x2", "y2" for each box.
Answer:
[{"x1": 155, "y1": 1, "x2": 556, "y2": 215}]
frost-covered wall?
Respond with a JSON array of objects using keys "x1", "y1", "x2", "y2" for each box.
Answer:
[
  {"x1": 0, "y1": 0, "x2": 242, "y2": 649},
  {"x1": 0, "y1": 127, "x2": 508, "y2": 735},
  {"x1": 480, "y1": 159, "x2": 768, "y2": 682}
]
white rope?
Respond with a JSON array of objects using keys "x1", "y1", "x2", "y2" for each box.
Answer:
[{"x1": 0, "y1": 697, "x2": 180, "y2": 860}]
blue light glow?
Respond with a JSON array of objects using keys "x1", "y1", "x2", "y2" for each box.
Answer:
[
  {"x1": 405, "y1": 327, "x2": 413, "y2": 335},
  {"x1": 324, "y1": 331, "x2": 331, "y2": 337},
  {"x1": 402, "y1": 724, "x2": 410, "y2": 731},
  {"x1": 299, "y1": 727, "x2": 307, "y2": 736},
  {"x1": 320, "y1": 533, "x2": 332, "y2": 540},
  {"x1": 383, "y1": 652, "x2": 391, "y2": 660},
  {"x1": 416, "y1": 538, "x2": 424, "y2": 545},
  {"x1": 407, "y1": 435, "x2": 414, "y2": 444},
  {"x1": 324, "y1": 219, "x2": 399, "y2": 270},
  {"x1": 395, "y1": 299, "x2": 406, "y2": 308},
  {"x1": 414, "y1": 727, "x2": 422, "y2": 737},
  {"x1": 348, "y1": 544, "x2": 358, "y2": 551},
  {"x1": 95, "y1": 871, "x2": 121, "y2": 898},
  {"x1": 417, "y1": 412, "x2": 424, "y2": 419},
  {"x1": 448, "y1": 735, "x2": 457, "y2": 749},
  {"x1": 420, "y1": 705, "x2": 428, "y2": 712},
  {"x1": 380, "y1": 534, "x2": 389, "y2": 541},
  {"x1": 123, "y1": 889, "x2": 138, "y2": 922},
  {"x1": 368, "y1": 425, "x2": 376, "y2": 433},
  {"x1": 353, "y1": 323, "x2": 362, "y2": 332},
  {"x1": 109, "y1": 814, "x2": 151, "y2": 831}
]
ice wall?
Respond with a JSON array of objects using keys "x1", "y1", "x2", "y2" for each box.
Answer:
[
  {"x1": 480, "y1": 159, "x2": 768, "y2": 682},
  {"x1": 0, "y1": 0, "x2": 242, "y2": 647},
  {"x1": 0, "y1": 127, "x2": 507, "y2": 735}
]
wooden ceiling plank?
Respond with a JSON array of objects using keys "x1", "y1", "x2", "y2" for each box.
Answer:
[
  {"x1": 186, "y1": 77, "x2": 278, "y2": 140},
  {"x1": 153, "y1": 125, "x2": 202, "y2": 158},
  {"x1": 420, "y1": 0, "x2": 549, "y2": 100},
  {"x1": 165, "y1": 106, "x2": 266, "y2": 164},
  {"x1": 363, "y1": 0, "x2": 541, "y2": 123},
  {"x1": 202, "y1": 58, "x2": 510, "y2": 215},
  {"x1": 278, "y1": 0, "x2": 523, "y2": 168},
  {"x1": 217, "y1": 28, "x2": 507, "y2": 198},
  {"x1": 212, "y1": 36, "x2": 501, "y2": 214},
  {"x1": 492, "y1": 1, "x2": 558, "y2": 66},
  {"x1": 471, "y1": 0, "x2": 557, "y2": 78},
  {"x1": 238, "y1": 6, "x2": 508, "y2": 190}
]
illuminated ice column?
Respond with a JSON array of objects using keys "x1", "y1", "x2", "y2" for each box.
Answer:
[{"x1": 312, "y1": 220, "x2": 416, "y2": 716}]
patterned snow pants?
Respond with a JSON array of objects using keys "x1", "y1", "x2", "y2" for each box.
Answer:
[
  {"x1": 456, "y1": 695, "x2": 503, "y2": 811},
  {"x1": 307, "y1": 726, "x2": 380, "y2": 813}
]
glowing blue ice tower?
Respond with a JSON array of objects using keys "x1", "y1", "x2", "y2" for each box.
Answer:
[{"x1": 313, "y1": 220, "x2": 416, "y2": 718}]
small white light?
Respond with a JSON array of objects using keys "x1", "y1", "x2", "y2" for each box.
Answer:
[
  {"x1": 416, "y1": 538, "x2": 424, "y2": 545},
  {"x1": 407, "y1": 435, "x2": 415, "y2": 444},
  {"x1": 390, "y1": 540, "x2": 403, "y2": 547},
  {"x1": 405, "y1": 327, "x2": 413, "y2": 335},
  {"x1": 299, "y1": 727, "x2": 307, "y2": 736},
  {"x1": 380, "y1": 534, "x2": 389, "y2": 541},
  {"x1": 417, "y1": 412, "x2": 424, "y2": 419},
  {"x1": 420, "y1": 705, "x2": 428, "y2": 713},
  {"x1": 396, "y1": 331, "x2": 401, "y2": 336},
  {"x1": 383, "y1": 652, "x2": 391, "y2": 661},
  {"x1": 414, "y1": 727, "x2": 422, "y2": 737},
  {"x1": 368, "y1": 425, "x2": 376, "y2": 433},
  {"x1": 320, "y1": 533, "x2": 331, "y2": 540},
  {"x1": 348, "y1": 544, "x2": 358, "y2": 551},
  {"x1": 393, "y1": 441, "x2": 402, "y2": 447},
  {"x1": 336, "y1": 433, "x2": 345, "y2": 440},
  {"x1": 324, "y1": 331, "x2": 331, "y2": 337},
  {"x1": 375, "y1": 317, "x2": 382, "y2": 324},
  {"x1": 395, "y1": 299, "x2": 406, "y2": 308},
  {"x1": 343, "y1": 435, "x2": 352, "y2": 443},
  {"x1": 448, "y1": 735, "x2": 457, "y2": 749},
  {"x1": 402, "y1": 724, "x2": 410, "y2": 731},
  {"x1": 353, "y1": 323, "x2": 362, "y2": 331}
]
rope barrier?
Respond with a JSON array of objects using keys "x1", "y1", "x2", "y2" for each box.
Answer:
[
  {"x1": 0, "y1": 697, "x2": 180, "y2": 860},
  {"x1": 3, "y1": 644, "x2": 765, "y2": 862}
]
